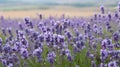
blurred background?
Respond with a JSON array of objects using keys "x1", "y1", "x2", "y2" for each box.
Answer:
[{"x1": 0, "y1": 0, "x2": 119, "y2": 18}]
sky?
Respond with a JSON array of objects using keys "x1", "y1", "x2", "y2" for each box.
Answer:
[
  {"x1": 0, "y1": 0, "x2": 119, "y2": 4},
  {"x1": 19, "y1": 0, "x2": 94, "y2": 3},
  {"x1": 0, "y1": 0, "x2": 119, "y2": 7}
]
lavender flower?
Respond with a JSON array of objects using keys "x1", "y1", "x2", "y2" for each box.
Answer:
[
  {"x1": 112, "y1": 32, "x2": 119, "y2": 42},
  {"x1": 38, "y1": 14, "x2": 42, "y2": 19},
  {"x1": 100, "y1": 5, "x2": 105, "y2": 14},
  {"x1": 3, "y1": 44, "x2": 12, "y2": 54},
  {"x1": 20, "y1": 48, "x2": 29, "y2": 59},
  {"x1": 1, "y1": 28, "x2": 6, "y2": 36},
  {"x1": 101, "y1": 39, "x2": 108, "y2": 49},
  {"x1": 7, "y1": 27, "x2": 13, "y2": 36},
  {"x1": 67, "y1": 54, "x2": 73, "y2": 62},
  {"x1": 99, "y1": 63, "x2": 107, "y2": 67},
  {"x1": 33, "y1": 47, "x2": 42, "y2": 57},
  {"x1": 91, "y1": 61, "x2": 96, "y2": 67},
  {"x1": 0, "y1": 37, "x2": 2, "y2": 45},
  {"x1": 100, "y1": 49, "x2": 108, "y2": 62},
  {"x1": 47, "y1": 51, "x2": 56, "y2": 64},
  {"x1": 108, "y1": 61, "x2": 117, "y2": 67},
  {"x1": 2, "y1": 59, "x2": 7, "y2": 66},
  {"x1": 108, "y1": 12, "x2": 112, "y2": 21},
  {"x1": 33, "y1": 47, "x2": 43, "y2": 62},
  {"x1": 7, "y1": 63, "x2": 14, "y2": 67},
  {"x1": 18, "y1": 22, "x2": 23, "y2": 30}
]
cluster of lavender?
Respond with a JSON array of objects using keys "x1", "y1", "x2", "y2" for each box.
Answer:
[{"x1": 0, "y1": 3, "x2": 120, "y2": 67}]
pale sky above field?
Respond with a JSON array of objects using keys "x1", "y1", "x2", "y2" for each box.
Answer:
[
  {"x1": 0, "y1": 0, "x2": 119, "y2": 4},
  {"x1": 19, "y1": 0, "x2": 92, "y2": 3}
]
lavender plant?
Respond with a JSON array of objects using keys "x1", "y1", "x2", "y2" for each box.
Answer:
[{"x1": 0, "y1": 3, "x2": 120, "y2": 67}]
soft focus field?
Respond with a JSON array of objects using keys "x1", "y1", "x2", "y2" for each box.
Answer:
[{"x1": 0, "y1": 6, "x2": 99, "y2": 18}]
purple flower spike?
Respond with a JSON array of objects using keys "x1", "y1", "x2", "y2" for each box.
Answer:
[
  {"x1": 0, "y1": 37, "x2": 2, "y2": 45},
  {"x1": 33, "y1": 47, "x2": 42, "y2": 57},
  {"x1": 67, "y1": 54, "x2": 73, "y2": 62},
  {"x1": 101, "y1": 39, "x2": 107, "y2": 49},
  {"x1": 7, "y1": 27, "x2": 13, "y2": 36},
  {"x1": 108, "y1": 12, "x2": 111, "y2": 21},
  {"x1": 1, "y1": 28, "x2": 6, "y2": 36},
  {"x1": 7, "y1": 63, "x2": 14, "y2": 67},
  {"x1": 100, "y1": 5, "x2": 105, "y2": 14},
  {"x1": 20, "y1": 48, "x2": 29, "y2": 59},
  {"x1": 47, "y1": 51, "x2": 56, "y2": 64},
  {"x1": 18, "y1": 22, "x2": 23, "y2": 30},
  {"x1": 100, "y1": 49, "x2": 108, "y2": 62},
  {"x1": 2, "y1": 59, "x2": 7, "y2": 66},
  {"x1": 108, "y1": 61, "x2": 117, "y2": 67},
  {"x1": 3, "y1": 44, "x2": 12, "y2": 54},
  {"x1": 112, "y1": 32, "x2": 119, "y2": 42},
  {"x1": 91, "y1": 61, "x2": 96, "y2": 67}
]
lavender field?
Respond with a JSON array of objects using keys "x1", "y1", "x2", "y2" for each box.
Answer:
[{"x1": 0, "y1": 1, "x2": 120, "y2": 67}]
